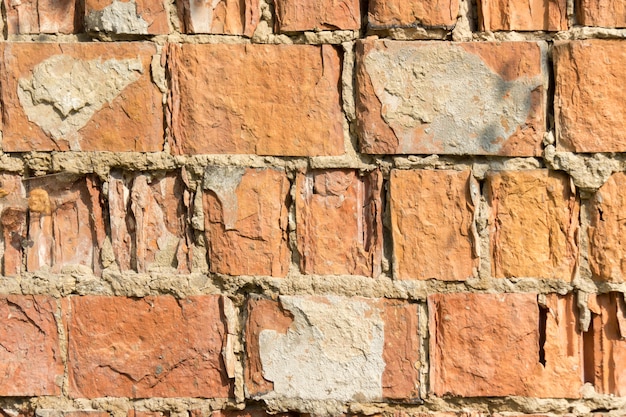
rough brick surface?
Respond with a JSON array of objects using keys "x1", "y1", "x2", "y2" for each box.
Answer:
[
  {"x1": 390, "y1": 169, "x2": 478, "y2": 280},
  {"x1": 577, "y1": 0, "x2": 626, "y2": 27},
  {"x1": 1, "y1": 42, "x2": 163, "y2": 152},
  {"x1": 84, "y1": 0, "x2": 169, "y2": 34},
  {"x1": 0, "y1": 173, "x2": 27, "y2": 276},
  {"x1": 245, "y1": 296, "x2": 419, "y2": 401},
  {"x1": 177, "y1": 0, "x2": 259, "y2": 35},
  {"x1": 66, "y1": 295, "x2": 232, "y2": 398},
  {"x1": 589, "y1": 172, "x2": 626, "y2": 282},
  {"x1": 429, "y1": 293, "x2": 582, "y2": 397},
  {"x1": 478, "y1": 0, "x2": 567, "y2": 31},
  {"x1": 4, "y1": 0, "x2": 79, "y2": 34},
  {"x1": 356, "y1": 40, "x2": 547, "y2": 155},
  {"x1": 274, "y1": 0, "x2": 360, "y2": 31},
  {"x1": 26, "y1": 176, "x2": 105, "y2": 274},
  {"x1": 296, "y1": 170, "x2": 382, "y2": 277},
  {"x1": 203, "y1": 167, "x2": 290, "y2": 277},
  {"x1": 555, "y1": 40, "x2": 626, "y2": 152},
  {"x1": 108, "y1": 171, "x2": 191, "y2": 273},
  {"x1": 0, "y1": 295, "x2": 63, "y2": 396},
  {"x1": 168, "y1": 44, "x2": 344, "y2": 156},
  {"x1": 368, "y1": 0, "x2": 459, "y2": 28},
  {"x1": 487, "y1": 170, "x2": 579, "y2": 280}
]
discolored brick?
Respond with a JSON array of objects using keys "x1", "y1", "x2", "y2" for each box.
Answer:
[
  {"x1": 274, "y1": 0, "x2": 360, "y2": 32},
  {"x1": 177, "y1": 0, "x2": 259, "y2": 35},
  {"x1": 0, "y1": 173, "x2": 26, "y2": 276},
  {"x1": 4, "y1": 0, "x2": 79, "y2": 34},
  {"x1": 478, "y1": 0, "x2": 567, "y2": 31},
  {"x1": 84, "y1": 0, "x2": 170, "y2": 34},
  {"x1": 368, "y1": 0, "x2": 459, "y2": 28}
]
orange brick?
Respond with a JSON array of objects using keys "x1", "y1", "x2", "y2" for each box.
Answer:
[
  {"x1": 108, "y1": 171, "x2": 192, "y2": 273},
  {"x1": 555, "y1": 40, "x2": 626, "y2": 152},
  {"x1": 4, "y1": 0, "x2": 79, "y2": 34},
  {"x1": 66, "y1": 295, "x2": 232, "y2": 398},
  {"x1": 296, "y1": 170, "x2": 382, "y2": 277},
  {"x1": 577, "y1": 0, "x2": 626, "y2": 27},
  {"x1": 177, "y1": 0, "x2": 259, "y2": 35},
  {"x1": 478, "y1": 0, "x2": 567, "y2": 31},
  {"x1": 128, "y1": 411, "x2": 169, "y2": 417},
  {"x1": 85, "y1": 0, "x2": 169, "y2": 34},
  {"x1": 429, "y1": 293, "x2": 582, "y2": 397},
  {"x1": 245, "y1": 296, "x2": 419, "y2": 401},
  {"x1": 390, "y1": 169, "x2": 478, "y2": 280},
  {"x1": 274, "y1": 0, "x2": 360, "y2": 31},
  {"x1": 0, "y1": 295, "x2": 63, "y2": 395},
  {"x1": 487, "y1": 170, "x2": 579, "y2": 280},
  {"x1": 368, "y1": 0, "x2": 459, "y2": 28},
  {"x1": 0, "y1": 42, "x2": 163, "y2": 152},
  {"x1": 0, "y1": 173, "x2": 27, "y2": 276},
  {"x1": 203, "y1": 167, "x2": 290, "y2": 277},
  {"x1": 589, "y1": 172, "x2": 626, "y2": 282},
  {"x1": 168, "y1": 44, "x2": 344, "y2": 156},
  {"x1": 356, "y1": 40, "x2": 547, "y2": 156}
]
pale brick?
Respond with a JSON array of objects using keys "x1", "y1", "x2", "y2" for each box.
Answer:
[
  {"x1": 555, "y1": 40, "x2": 626, "y2": 152},
  {"x1": 65, "y1": 295, "x2": 232, "y2": 398},
  {"x1": 296, "y1": 170, "x2": 382, "y2": 277},
  {"x1": 368, "y1": 0, "x2": 459, "y2": 28},
  {"x1": 85, "y1": 0, "x2": 170, "y2": 34},
  {"x1": 356, "y1": 40, "x2": 547, "y2": 155},
  {"x1": 177, "y1": 0, "x2": 259, "y2": 35},
  {"x1": 203, "y1": 167, "x2": 290, "y2": 277},
  {"x1": 478, "y1": 0, "x2": 567, "y2": 31},
  {"x1": 4, "y1": 0, "x2": 79, "y2": 34},
  {"x1": 390, "y1": 169, "x2": 478, "y2": 280},
  {"x1": 0, "y1": 173, "x2": 26, "y2": 276},
  {"x1": 0, "y1": 42, "x2": 163, "y2": 152},
  {"x1": 168, "y1": 44, "x2": 344, "y2": 156},
  {"x1": 487, "y1": 170, "x2": 579, "y2": 280},
  {"x1": 429, "y1": 293, "x2": 582, "y2": 397},
  {"x1": 578, "y1": 0, "x2": 626, "y2": 27},
  {"x1": 275, "y1": 0, "x2": 360, "y2": 32}
]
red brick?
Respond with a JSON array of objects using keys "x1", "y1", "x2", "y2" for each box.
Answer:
[
  {"x1": 203, "y1": 167, "x2": 290, "y2": 277},
  {"x1": 487, "y1": 170, "x2": 579, "y2": 280},
  {"x1": 586, "y1": 293, "x2": 626, "y2": 395},
  {"x1": 0, "y1": 173, "x2": 26, "y2": 276},
  {"x1": 589, "y1": 172, "x2": 626, "y2": 282},
  {"x1": 390, "y1": 169, "x2": 478, "y2": 280},
  {"x1": 577, "y1": 0, "x2": 626, "y2": 27},
  {"x1": 26, "y1": 175, "x2": 105, "y2": 274},
  {"x1": 1, "y1": 42, "x2": 163, "y2": 152},
  {"x1": 177, "y1": 0, "x2": 259, "y2": 35},
  {"x1": 109, "y1": 171, "x2": 191, "y2": 273},
  {"x1": 368, "y1": 0, "x2": 459, "y2": 28},
  {"x1": 429, "y1": 293, "x2": 582, "y2": 397},
  {"x1": 296, "y1": 170, "x2": 382, "y2": 277},
  {"x1": 478, "y1": 0, "x2": 567, "y2": 31},
  {"x1": 128, "y1": 411, "x2": 168, "y2": 417},
  {"x1": 0, "y1": 295, "x2": 63, "y2": 395},
  {"x1": 85, "y1": 0, "x2": 169, "y2": 34},
  {"x1": 245, "y1": 296, "x2": 419, "y2": 402},
  {"x1": 274, "y1": 0, "x2": 360, "y2": 31},
  {"x1": 555, "y1": 40, "x2": 626, "y2": 152},
  {"x1": 4, "y1": 0, "x2": 79, "y2": 34},
  {"x1": 66, "y1": 295, "x2": 232, "y2": 398},
  {"x1": 168, "y1": 44, "x2": 344, "y2": 156},
  {"x1": 356, "y1": 40, "x2": 547, "y2": 156}
]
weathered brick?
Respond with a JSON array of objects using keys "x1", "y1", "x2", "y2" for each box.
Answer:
[
  {"x1": 209, "y1": 411, "x2": 296, "y2": 417},
  {"x1": 274, "y1": 0, "x2": 360, "y2": 32},
  {"x1": 589, "y1": 172, "x2": 626, "y2": 282},
  {"x1": 368, "y1": 0, "x2": 459, "y2": 28},
  {"x1": 65, "y1": 295, "x2": 232, "y2": 398},
  {"x1": 245, "y1": 296, "x2": 419, "y2": 402},
  {"x1": 429, "y1": 293, "x2": 582, "y2": 397},
  {"x1": 84, "y1": 0, "x2": 169, "y2": 34},
  {"x1": 296, "y1": 170, "x2": 382, "y2": 277},
  {"x1": 487, "y1": 170, "x2": 579, "y2": 280},
  {"x1": 577, "y1": 0, "x2": 626, "y2": 27},
  {"x1": 0, "y1": 295, "x2": 63, "y2": 395},
  {"x1": 177, "y1": 0, "x2": 259, "y2": 35},
  {"x1": 203, "y1": 167, "x2": 290, "y2": 277},
  {"x1": 0, "y1": 173, "x2": 26, "y2": 276},
  {"x1": 26, "y1": 175, "x2": 105, "y2": 274},
  {"x1": 555, "y1": 40, "x2": 626, "y2": 152},
  {"x1": 1, "y1": 42, "x2": 163, "y2": 152},
  {"x1": 4, "y1": 0, "x2": 79, "y2": 34},
  {"x1": 168, "y1": 44, "x2": 344, "y2": 156},
  {"x1": 108, "y1": 171, "x2": 191, "y2": 273},
  {"x1": 478, "y1": 0, "x2": 567, "y2": 31},
  {"x1": 390, "y1": 169, "x2": 478, "y2": 280},
  {"x1": 356, "y1": 40, "x2": 547, "y2": 155},
  {"x1": 128, "y1": 411, "x2": 168, "y2": 417}
]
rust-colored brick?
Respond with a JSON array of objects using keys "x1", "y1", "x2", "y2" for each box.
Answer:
[
  {"x1": 274, "y1": 0, "x2": 360, "y2": 31},
  {"x1": 177, "y1": 0, "x2": 260, "y2": 35},
  {"x1": 478, "y1": 0, "x2": 567, "y2": 31},
  {"x1": 4, "y1": 0, "x2": 79, "y2": 34},
  {"x1": 577, "y1": 0, "x2": 626, "y2": 27},
  {"x1": 368, "y1": 0, "x2": 459, "y2": 28}
]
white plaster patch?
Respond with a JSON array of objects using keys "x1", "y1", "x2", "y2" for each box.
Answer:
[
  {"x1": 258, "y1": 296, "x2": 385, "y2": 402},
  {"x1": 188, "y1": 0, "x2": 222, "y2": 32},
  {"x1": 85, "y1": 0, "x2": 150, "y2": 34},
  {"x1": 203, "y1": 166, "x2": 246, "y2": 230}
]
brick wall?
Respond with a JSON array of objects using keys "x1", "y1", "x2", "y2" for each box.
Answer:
[{"x1": 1, "y1": 0, "x2": 626, "y2": 417}]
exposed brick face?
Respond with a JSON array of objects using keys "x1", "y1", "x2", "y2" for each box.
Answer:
[
  {"x1": 4, "y1": 0, "x2": 79, "y2": 34},
  {"x1": 274, "y1": 0, "x2": 360, "y2": 31},
  {"x1": 84, "y1": 0, "x2": 170, "y2": 34},
  {"x1": 478, "y1": 0, "x2": 567, "y2": 31},
  {"x1": 577, "y1": 0, "x2": 626, "y2": 27},
  {"x1": 177, "y1": 0, "x2": 260, "y2": 35},
  {"x1": 368, "y1": 0, "x2": 459, "y2": 28}
]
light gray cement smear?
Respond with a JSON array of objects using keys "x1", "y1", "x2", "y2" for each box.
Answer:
[
  {"x1": 18, "y1": 55, "x2": 143, "y2": 151},
  {"x1": 188, "y1": 0, "x2": 222, "y2": 32},
  {"x1": 259, "y1": 296, "x2": 385, "y2": 402},
  {"x1": 364, "y1": 44, "x2": 543, "y2": 154},
  {"x1": 203, "y1": 166, "x2": 246, "y2": 230},
  {"x1": 85, "y1": 0, "x2": 149, "y2": 34}
]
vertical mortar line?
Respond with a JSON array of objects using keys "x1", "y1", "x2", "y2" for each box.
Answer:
[
  {"x1": 417, "y1": 301, "x2": 429, "y2": 400},
  {"x1": 286, "y1": 167, "x2": 301, "y2": 277},
  {"x1": 566, "y1": 0, "x2": 577, "y2": 28},
  {"x1": 380, "y1": 169, "x2": 393, "y2": 277},
  {"x1": 576, "y1": 191, "x2": 596, "y2": 291},
  {"x1": 340, "y1": 41, "x2": 361, "y2": 163},
  {"x1": 0, "y1": 0, "x2": 7, "y2": 40},
  {"x1": 474, "y1": 172, "x2": 492, "y2": 286},
  {"x1": 545, "y1": 41, "x2": 555, "y2": 142},
  {"x1": 56, "y1": 296, "x2": 70, "y2": 398}
]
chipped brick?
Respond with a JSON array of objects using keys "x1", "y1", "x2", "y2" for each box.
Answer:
[
  {"x1": 274, "y1": 0, "x2": 360, "y2": 32},
  {"x1": 85, "y1": 0, "x2": 169, "y2": 34},
  {"x1": 368, "y1": 0, "x2": 459, "y2": 28},
  {"x1": 478, "y1": 0, "x2": 567, "y2": 31},
  {"x1": 177, "y1": 0, "x2": 259, "y2": 35}
]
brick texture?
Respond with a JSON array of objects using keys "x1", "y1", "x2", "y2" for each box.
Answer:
[
  {"x1": 478, "y1": 0, "x2": 567, "y2": 31},
  {"x1": 577, "y1": 0, "x2": 626, "y2": 27},
  {"x1": 177, "y1": 0, "x2": 259, "y2": 35},
  {"x1": 274, "y1": 0, "x2": 360, "y2": 31},
  {"x1": 84, "y1": 0, "x2": 170, "y2": 34},
  {"x1": 4, "y1": 0, "x2": 79, "y2": 34},
  {"x1": 368, "y1": 0, "x2": 459, "y2": 28}
]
